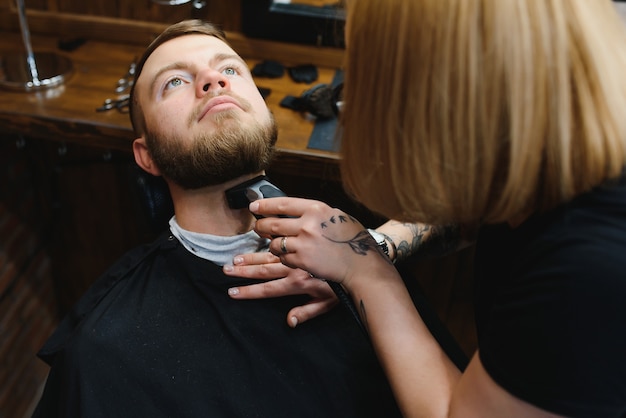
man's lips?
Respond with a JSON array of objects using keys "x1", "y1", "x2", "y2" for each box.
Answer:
[{"x1": 198, "y1": 96, "x2": 241, "y2": 121}]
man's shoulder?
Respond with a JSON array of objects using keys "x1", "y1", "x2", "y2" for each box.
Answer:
[
  {"x1": 103, "y1": 231, "x2": 175, "y2": 279},
  {"x1": 37, "y1": 232, "x2": 174, "y2": 363}
]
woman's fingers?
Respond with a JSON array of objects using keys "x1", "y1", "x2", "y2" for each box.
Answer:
[
  {"x1": 233, "y1": 251, "x2": 281, "y2": 265},
  {"x1": 286, "y1": 297, "x2": 339, "y2": 328},
  {"x1": 224, "y1": 253, "x2": 286, "y2": 280},
  {"x1": 250, "y1": 197, "x2": 334, "y2": 238},
  {"x1": 249, "y1": 196, "x2": 313, "y2": 218},
  {"x1": 227, "y1": 275, "x2": 297, "y2": 299},
  {"x1": 228, "y1": 269, "x2": 332, "y2": 298},
  {"x1": 226, "y1": 259, "x2": 336, "y2": 300},
  {"x1": 224, "y1": 249, "x2": 339, "y2": 325}
]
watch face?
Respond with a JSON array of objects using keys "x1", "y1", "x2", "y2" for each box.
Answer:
[
  {"x1": 367, "y1": 229, "x2": 389, "y2": 257},
  {"x1": 366, "y1": 229, "x2": 383, "y2": 243}
]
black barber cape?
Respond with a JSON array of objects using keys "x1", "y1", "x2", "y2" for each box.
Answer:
[{"x1": 33, "y1": 232, "x2": 401, "y2": 418}]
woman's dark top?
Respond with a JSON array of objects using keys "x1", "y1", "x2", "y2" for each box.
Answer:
[{"x1": 475, "y1": 174, "x2": 626, "y2": 417}]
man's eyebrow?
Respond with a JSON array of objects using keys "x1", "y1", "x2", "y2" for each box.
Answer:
[
  {"x1": 149, "y1": 61, "x2": 189, "y2": 97},
  {"x1": 212, "y1": 52, "x2": 247, "y2": 67}
]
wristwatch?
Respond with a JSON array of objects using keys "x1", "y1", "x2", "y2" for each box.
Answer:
[{"x1": 367, "y1": 229, "x2": 391, "y2": 260}]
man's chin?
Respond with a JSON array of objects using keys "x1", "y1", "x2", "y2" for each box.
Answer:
[{"x1": 207, "y1": 109, "x2": 242, "y2": 125}]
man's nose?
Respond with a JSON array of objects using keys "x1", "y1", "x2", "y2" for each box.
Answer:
[{"x1": 196, "y1": 68, "x2": 230, "y2": 96}]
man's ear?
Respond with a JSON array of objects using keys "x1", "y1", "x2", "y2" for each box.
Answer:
[{"x1": 132, "y1": 137, "x2": 162, "y2": 176}]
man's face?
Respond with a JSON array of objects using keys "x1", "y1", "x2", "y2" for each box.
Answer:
[{"x1": 135, "y1": 34, "x2": 277, "y2": 189}]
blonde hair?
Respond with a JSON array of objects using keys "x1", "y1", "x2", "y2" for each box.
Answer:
[{"x1": 341, "y1": 0, "x2": 626, "y2": 225}]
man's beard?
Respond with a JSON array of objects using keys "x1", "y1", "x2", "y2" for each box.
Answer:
[{"x1": 145, "y1": 111, "x2": 278, "y2": 190}]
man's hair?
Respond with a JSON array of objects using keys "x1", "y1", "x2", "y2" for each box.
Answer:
[
  {"x1": 129, "y1": 20, "x2": 228, "y2": 137},
  {"x1": 340, "y1": 0, "x2": 626, "y2": 225}
]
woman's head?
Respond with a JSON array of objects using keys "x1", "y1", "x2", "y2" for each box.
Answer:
[{"x1": 341, "y1": 0, "x2": 626, "y2": 225}]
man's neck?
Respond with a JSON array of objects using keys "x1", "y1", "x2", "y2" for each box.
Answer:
[{"x1": 168, "y1": 173, "x2": 262, "y2": 236}]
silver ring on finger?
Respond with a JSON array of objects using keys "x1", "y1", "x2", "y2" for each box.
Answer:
[{"x1": 280, "y1": 236, "x2": 288, "y2": 254}]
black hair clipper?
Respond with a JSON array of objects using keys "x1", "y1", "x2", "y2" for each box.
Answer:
[
  {"x1": 225, "y1": 175, "x2": 287, "y2": 218},
  {"x1": 224, "y1": 175, "x2": 368, "y2": 337}
]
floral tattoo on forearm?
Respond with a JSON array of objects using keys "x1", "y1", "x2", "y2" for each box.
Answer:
[
  {"x1": 389, "y1": 221, "x2": 462, "y2": 261},
  {"x1": 320, "y1": 214, "x2": 390, "y2": 261}
]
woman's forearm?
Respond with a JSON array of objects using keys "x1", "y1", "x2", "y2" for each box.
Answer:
[
  {"x1": 376, "y1": 221, "x2": 475, "y2": 262},
  {"x1": 346, "y1": 266, "x2": 461, "y2": 417}
]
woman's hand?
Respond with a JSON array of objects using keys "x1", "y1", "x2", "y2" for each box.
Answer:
[
  {"x1": 223, "y1": 251, "x2": 338, "y2": 327},
  {"x1": 250, "y1": 197, "x2": 395, "y2": 292}
]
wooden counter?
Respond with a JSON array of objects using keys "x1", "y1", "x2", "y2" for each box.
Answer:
[{"x1": 0, "y1": 30, "x2": 342, "y2": 179}]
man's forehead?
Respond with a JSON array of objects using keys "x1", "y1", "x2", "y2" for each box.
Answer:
[{"x1": 143, "y1": 34, "x2": 237, "y2": 71}]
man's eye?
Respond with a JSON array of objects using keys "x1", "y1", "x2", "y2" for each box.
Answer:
[
  {"x1": 222, "y1": 67, "x2": 237, "y2": 76},
  {"x1": 165, "y1": 77, "x2": 183, "y2": 90}
]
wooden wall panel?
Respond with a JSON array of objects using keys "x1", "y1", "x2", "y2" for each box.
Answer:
[
  {"x1": 0, "y1": 137, "x2": 59, "y2": 418},
  {"x1": 21, "y1": 0, "x2": 47, "y2": 9},
  {"x1": 8, "y1": 0, "x2": 242, "y2": 31}
]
